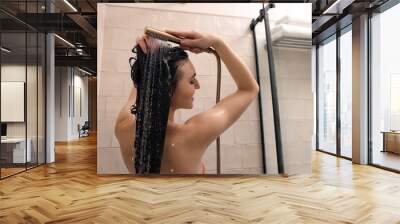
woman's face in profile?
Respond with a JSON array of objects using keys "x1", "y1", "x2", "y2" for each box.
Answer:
[{"x1": 171, "y1": 59, "x2": 200, "y2": 109}]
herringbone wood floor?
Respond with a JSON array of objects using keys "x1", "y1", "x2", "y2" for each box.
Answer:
[{"x1": 1, "y1": 134, "x2": 400, "y2": 223}]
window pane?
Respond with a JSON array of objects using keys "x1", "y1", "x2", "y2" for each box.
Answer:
[
  {"x1": 371, "y1": 3, "x2": 400, "y2": 171},
  {"x1": 340, "y1": 28, "x2": 352, "y2": 158},
  {"x1": 318, "y1": 36, "x2": 337, "y2": 154}
]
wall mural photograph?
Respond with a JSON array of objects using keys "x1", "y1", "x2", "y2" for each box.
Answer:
[{"x1": 97, "y1": 3, "x2": 312, "y2": 175}]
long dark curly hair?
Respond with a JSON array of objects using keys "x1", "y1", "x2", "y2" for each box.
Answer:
[{"x1": 129, "y1": 42, "x2": 188, "y2": 174}]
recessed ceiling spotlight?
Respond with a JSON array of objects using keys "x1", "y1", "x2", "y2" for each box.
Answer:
[
  {"x1": 1, "y1": 47, "x2": 11, "y2": 53},
  {"x1": 54, "y1": 34, "x2": 75, "y2": 48},
  {"x1": 323, "y1": 0, "x2": 354, "y2": 15},
  {"x1": 63, "y1": 0, "x2": 78, "y2": 12},
  {"x1": 78, "y1": 67, "x2": 93, "y2": 76}
]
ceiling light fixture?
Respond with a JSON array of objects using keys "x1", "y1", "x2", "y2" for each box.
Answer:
[
  {"x1": 323, "y1": 0, "x2": 355, "y2": 15},
  {"x1": 78, "y1": 67, "x2": 93, "y2": 76},
  {"x1": 1, "y1": 47, "x2": 11, "y2": 53},
  {"x1": 63, "y1": 0, "x2": 78, "y2": 12},
  {"x1": 54, "y1": 34, "x2": 75, "y2": 48}
]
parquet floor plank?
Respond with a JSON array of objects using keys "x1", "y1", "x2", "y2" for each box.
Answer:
[{"x1": 1, "y1": 134, "x2": 399, "y2": 223}]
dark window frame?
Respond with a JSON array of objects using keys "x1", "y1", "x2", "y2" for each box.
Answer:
[{"x1": 315, "y1": 21, "x2": 353, "y2": 161}]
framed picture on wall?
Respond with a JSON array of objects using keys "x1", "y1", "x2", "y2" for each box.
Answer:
[{"x1": 1, "y1": 81, "x2": 25, "y2": 122}]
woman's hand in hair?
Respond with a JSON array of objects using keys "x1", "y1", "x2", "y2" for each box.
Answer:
[
  {"x1": 165, "y1": 30, "x2": 222, "y2": 54},
  {"x1": 136, "y1": 35, "x2": 160, "y2": 54}
]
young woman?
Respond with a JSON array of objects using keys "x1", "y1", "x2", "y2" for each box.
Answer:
[{"x1": 115, "y1": 30, "x2": 259, "y2": 174}]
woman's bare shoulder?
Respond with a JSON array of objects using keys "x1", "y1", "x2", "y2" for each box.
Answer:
[
  {"x1": 164, "y1": 122, "x2": 195, "y2": 147},
  {"x1": 114, "y1": 106, "x2": 136, "y2": 174},
  {"x1": 178, "y1": 118, "x2": 210, "y2": 150}
]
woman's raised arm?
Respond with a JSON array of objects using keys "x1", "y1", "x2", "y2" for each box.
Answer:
[{"x1": 166, "y1": 30, "x2": 259, "y2": 148}]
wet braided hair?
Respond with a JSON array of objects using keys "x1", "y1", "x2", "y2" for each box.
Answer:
[{"x1": 129, "y1": 43, "x2": 188, "y2": 174}]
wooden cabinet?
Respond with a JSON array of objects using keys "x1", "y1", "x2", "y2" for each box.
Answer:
[{"x1": 382, "y1": 132, "x2": 400, "y2": 154}]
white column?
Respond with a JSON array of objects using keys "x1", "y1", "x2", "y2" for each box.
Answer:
[
  {"x1": 45, "y1": 0, "x2": 55, "y2": 163},
  {"x1": 46, "y1": 33, "x2": 55, "y2": 163},
  {"x1": 352, "y1": 14, "x2": 369, "y2": 164}
]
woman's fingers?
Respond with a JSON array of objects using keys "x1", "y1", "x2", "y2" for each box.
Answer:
[
  {"x1": 137, "y1": 31, "x2": 207, "y2": 55},
  {"x1": 136, "y1": 35, "x2": 160, "y2": 54},
  {"x1": 165, "y1": 30, "x2": 197, "y2": 39},
  {"x1": 191, "y1": 48, "x2": 203, "y2": 54},
  {"x1": 165, "y1": 30, "x2": 204, "y2": 48},
  {"x1": 166, "y1": 30, "x2": 214, "y2": 50},
  {"x1": 181, "y1": 45, "x2": 204, "y2": 54},
  {"x1": 136, "y1": 36, "x2": 147, "y2": 53}
]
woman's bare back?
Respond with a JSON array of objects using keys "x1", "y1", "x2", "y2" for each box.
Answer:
[
  {"x1": 160, "y1": 123, "x2": 206, "y2": 174},
  {"x1": 115, "y1": 108, "x2": 207, "y2": 174}
]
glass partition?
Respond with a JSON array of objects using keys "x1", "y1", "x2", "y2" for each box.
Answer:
[
  {"x1": 1, "y1": 30, "x2": 28, "y2": 177},
  {"x1": 0, "y1": 1, "x2": 46, "y2": 179}
]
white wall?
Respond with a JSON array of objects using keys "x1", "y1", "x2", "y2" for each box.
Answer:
[
  {"x1": 275, "y1": 48, "x2": 313, "y2": 174},
  {"x1": 71, "y1": 73, "x2": 89, "y2": 138},
  {"x1": 54, "y1": 67, "x2": 89, "y2": 141},
  {"x1": 1, "y1": 64, "x2": 46, "y2": 164},
  {"x1": 97, "y1": 3, "x2": 312, "y2": 175},
  {"x1": 1, "y1": 65, "x2": 39, "y2": 136},
  {"x1": 55, "y1": 67, "x2": 69, "y2": 141}
]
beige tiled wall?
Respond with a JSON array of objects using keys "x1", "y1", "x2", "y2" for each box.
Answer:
[
  {"x1": 255, "y1": 27, "x2": 313, "y2": 175},
  {"x1": 276, "y1": 47, "x2": 313, "y2": 175},
  {"x1": 97, "y1": 4, "x2": 264, "y2": 174}
]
